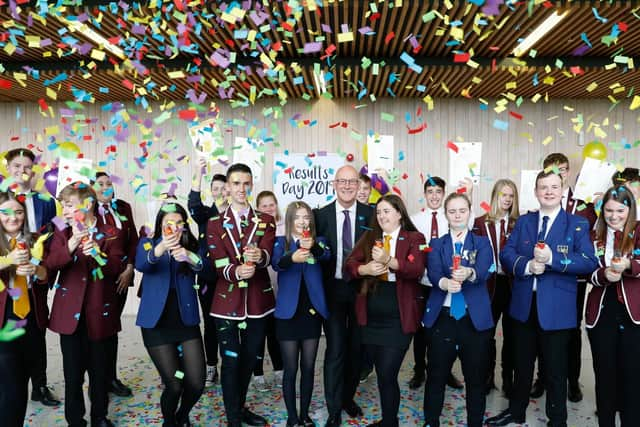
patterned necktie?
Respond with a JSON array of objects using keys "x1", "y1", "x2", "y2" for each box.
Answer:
[
  {"x1": 538, "y1": 215, "x2": 550, "y2": 242},
  {"x1": 614, "y1": 230, "x2": 624, "y2": 304},
  {"x1": 10, "y1": 237, "x2": 30, "y2": 319},
  {"x1": 380, "y1": 234, "x2": 392, "y2": 281},
  {"x1": 102, "y1": 203, "x2": 115, "y2": 227},
  {"x1": 240, "y1": 214, "x2": 247, "y2": 237},
  {"x1": 450, "y1": 241, "x2": 466, "y2": 320},
  {"x1": 430, "y1": 211, "x2": 439, "y2": 241}
]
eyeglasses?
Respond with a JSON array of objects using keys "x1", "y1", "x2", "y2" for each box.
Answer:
[{"x1": 335, "y1": 179, "x2": 359, "y2": 186}]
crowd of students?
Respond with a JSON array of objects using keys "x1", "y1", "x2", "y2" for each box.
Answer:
[{"x1": 0, "y1": 146, "x2": 638, "y2": 427}]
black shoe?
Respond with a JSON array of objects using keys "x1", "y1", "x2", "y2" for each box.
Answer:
[
  {"x1": 31, "y1": 386, "x2": 61, "y2": 406},
  {"x1": 568, "y1": 382, "x2": 583, "y2": 402},
  {"x1": 447, "y1": 372, "x2": 464, "y2": 390},
  {"x1": 241, "y1": 408, "x2": 268, "y2": 426},
  {"x1": 359, "y1": 367, "x2": 373, "y2": 383},
  {"x1": 300, "y1": 415, "x2": 315, "y2": 427},
  {"x1": 286, "y1": 418, "x2": 299, "y2": 427},
  {"x1": 408, "y1": 371, "x2": 426, "y2": 390},
  {"x1": 342, "y1": 400, "x2": 364, "y2": 418},
  {"x1": 485, "y1": 409, "x2": 525, "y2": 426},
  {"x1": 109, "y1": 379, "x2": 133, "y2": 397},
  {"x1": 324, "y1": 415, "x2": 341, "y2": 427},
  {"x1": 530, "y1": 378, "x2": 545, "y2": 398},
  {"x1": 91, "y1": 419, "x2": 115, "y2": 427}
]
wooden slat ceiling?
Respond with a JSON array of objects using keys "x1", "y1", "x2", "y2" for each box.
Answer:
[{"x1": 0, "y1": 0, "x2": 638, "y2": 103}]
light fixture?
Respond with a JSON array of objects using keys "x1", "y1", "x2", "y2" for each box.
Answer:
[
  {"x1": 512, "y1": 10, "x2": 568, "y2": 58},
  {"x1": 57, "y1": 15, "x2": 126, "y2": 60},
  {"x1": 312, "y1": 69, "x2": 327, "y2": 96}
]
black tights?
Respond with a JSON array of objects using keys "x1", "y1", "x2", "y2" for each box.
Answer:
[
  {"x1": 279, "y1": 338, "x2": 319, "y2": 424},
  {"x1": 147, "y1": 338, "x2": 206, "y2": 424}
]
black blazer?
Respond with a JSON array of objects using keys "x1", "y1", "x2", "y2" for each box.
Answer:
[{"x1": 314, "y1": 200, "x2": 374, "y2": 285}]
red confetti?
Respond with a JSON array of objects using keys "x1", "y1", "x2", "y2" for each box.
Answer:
[
  {"x1": 37, "y1": 98, "x2": 48, "y2": 111},
  {"x1": 619, "y1": 22, "x2": 628, "y2": 32},
  {"x1": 509, "y1": 111, "x2": 523, "y2": 120},
  {"x1": 480, "y1": 201, "x2": 491, "y2": 212},
  {"x1": 178, "y1": 109, "x2": 197, "y2": 121},
  {"x1": 407, "y1": 123, "x2": 427, "y2": 134},
  {"x1": 0, "y1": 79, "x2": 12, "y2": 90},
  {"x1": 384, "y1": 32, "x2": 395, "y2": 44},
  {"x1": 392, "y1": 186, "x2": 402, "y2": 196},
  {"x1": 453, "y1": 52, "x2": 470, "y2": 63},
  {"x1": 407, "y1": 254, "x2": 415, "y2": 263},
  {"x1": 446, "y1": 141, "x2": 459, "y2": 153}
]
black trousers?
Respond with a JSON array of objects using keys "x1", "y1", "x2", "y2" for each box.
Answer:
[
  {"x1": 411, "y1": 286, "x2": 430, "y2": 375},
  {"x1": 488, "y1": 274, "x2": 514, "y2": 385},
  {"x1": 509, "y1": 298, "x2": 570, "y2": 427},
  {"x1": 323, "y1": 280, "x2": 361, "y2": 418},
  {"x1": 535, "y1": 279, "x2": 586, "y2": 387},
  {"x1": 587, "y1": 288, "x2": 640, "y2": 427},
  {"x1": 60, "y1": 321, "x2": 114, "y2": 426},
  {"x1": 197, "y1": 281, "x2": 219, "y2": 366},
  {"x1": 367, "y1": 344, "x2": 408, "y2": 427},
  {"x1": 215, "y1": 317, "x2": 267, "y2": 423},
  {"x1": 424, "y1": 309, "x2": 491, "y2": 427},
  {"x1": 254, "y1": 313, "x2": 283, "y2": 375},
  {"x1": 107, "y1": 288, "x2": 129, "y2": 384},
  {"x1": 0, "y1": 313, "x2": 42, "y2": 427}
]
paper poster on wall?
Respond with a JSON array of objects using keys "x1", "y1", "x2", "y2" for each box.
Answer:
[
  {"x1": 366, "y1": 134, "x2": 394, "y2": 172},
  {"x1": 233, "y1": 137, "x2": 265, "y2": 183},
  {"x1": 448, "y1": 142, "x2": 482, "y2": 187},
  {"x1": 573, "y1": 157, "x2": 617, "y2": 202},
  {"x1": 189, "y1": 118, "x2": 227, "y2": 163},
  {"x1": 273, "y1": 152, "x2": 344, "y2": 210},
  {"x1": 56, "y1": 157, "x2": 94, "y2": 197},
  {"x1": 520, "y1": 169, "x2": 541, "y2": 213}
]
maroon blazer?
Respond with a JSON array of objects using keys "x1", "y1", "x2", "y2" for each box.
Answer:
[
  {"x1": 346, "y1": 229, "x2": 426, "y2": 334},
  {"x1": 98, "y1": 199, "x2": 139, "y2": 266},
  {"x1": 43, "y1": 221, "x2": 128, "y2": 340},
  {"x1": 472, "y1": 214, "x2": 515, "y2": 299},
  {"x1": 206, "y1": 206, "x2": 276, "y2": 320},
  {"x1": 0, "y1": 269, "x2": 49, "y2": 330},
  {"x1": 566, "y1": 188, "x2": 597, "y2": 229},
  {"x1": 586, "y1": 224, "x2": 640, "y2": 326}
]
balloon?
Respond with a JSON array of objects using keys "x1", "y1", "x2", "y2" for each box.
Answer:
[
  {"x1": 57, "y1": 142, "x2": 80, "y2": 158},
  {"x1": 43, "y1": 167, "x2": 58, "y2": 197},
  {"x1": 0, "y1": 151, "x2": 7, "y2": 179},
  {"x1": 582, "y1": 141, "x2": 607, "y2": 160},
  {"x1": 346, "y1": 153, "x2": 354, "y2": 162}
]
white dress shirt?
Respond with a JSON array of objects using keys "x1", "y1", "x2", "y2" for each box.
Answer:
[
  {"x1": 334, "y1": 202, "x2": 357, "y2": 280},
  {"x1": 382, "y1": 226, "x2": 401, "y2": 282},
  {"x1": 527, "y1": 206, "x2": 561, "y2": 291}
]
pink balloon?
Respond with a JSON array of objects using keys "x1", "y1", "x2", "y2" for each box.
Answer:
[{"x1": 44, "y1": 168, "x2": 58, "y2": 197}]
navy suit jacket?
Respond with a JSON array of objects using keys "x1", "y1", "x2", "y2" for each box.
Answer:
[
  {"x1": 500, "y1": 209, "x2": 598, "y2": 330},
  {"x1": 271, "y1": 236, "x2": 331, "y2": 320},
  {"x1": 32, "y1": 192, "x2": 57, "y2": 232},
  {"x1": 423, "y1": 231, "x2": 494, "y2": 331},
  {"x1": 135, "y1": 237, "x2": 202, "y2": 328}
]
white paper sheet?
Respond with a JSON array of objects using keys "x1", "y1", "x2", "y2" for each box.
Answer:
[
  {"x1": 189, "y1": 118, "x2": 227, "y2": 163},
  {"x1": 233, "y1": 137, "x2": 265, "y2": 183},
  {"x1": 573, "y1": 157, "x2": 618, "y2": 202},
  {"x1": 366, "y1": 134, "x2": 394, "y2": 172},
  {"x1": 448, "y1": 142, "x2": 482, "y2": 187},
  {"x1": 520, "y1": 169, "x2": 541, "y2": 213},
  {"x1": 56, "y1": 157, "x2": 94, "y2": 197}
]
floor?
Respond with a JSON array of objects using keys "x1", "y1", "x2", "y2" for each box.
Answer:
[{"x1": 25, "y1": 316, "x2": 601, "y2": 427}]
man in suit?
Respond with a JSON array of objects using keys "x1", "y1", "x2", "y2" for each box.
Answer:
[
  {"x1": 94, "y1": 172, "x2": 139, "y2": 397},
  {"x1": 206, "y1": 163, "x2": 276, "y2": 427},
  {"x1": 408, "y1": 176, "x2": 468, "y2": 391},
  {"x1": 5, "y1": 148, "x2": 60, "y2": 407},
  {"x1": 486, "y1": 170, "x2": 598, "y2": 427},
  {"x1": 314, "y1": 165, "x2": 373, "y2": 427},
  {"x1": 189, "y1": 158, "x2": 227, "y2": 387},
  {"x1": 528, "y1": 153, "x2": 597, "y2": 402}
]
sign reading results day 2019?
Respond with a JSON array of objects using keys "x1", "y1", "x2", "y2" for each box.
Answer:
[{"x1": 273, "y1": 153, "x2": 344, "y2": 209}]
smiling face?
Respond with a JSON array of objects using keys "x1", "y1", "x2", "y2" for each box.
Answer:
[
  {"x1": 376, "y1": 200, "x2": 402, "y2": 234},
  {"x1": 257, "y1": 195, "x2": 278, "y2": 218},
  {"x1": 425, "y1": 185, "x2": 445, "y2": 210},
  {"x1": 356, "y1": 179, "x2": 372, "y2": 204},
  {"x1": 332, "y1": 166, "x2": 359, "y2": 207},
  {"x1": 0, "y1": 199, "x2": 25, "y2": 238},
  {"x1": 94, "y1": 175, "x2": 113, "y2": 204},
  {"x1": 603, "y1": 199, "x2": 629, "y2": 231},
  {"x1": 498, "y1": 184, "x2": 515, "y2": 214},
  {"x1": 445, "y1": 196, "x2": 471, "y2": 232},
  {"x1": 227, "y1": 171, "x2": 252, "y2": 208},
  {"x1": 161, "y1": 212, "x2": 185, "y2": 239},
  {"x1": 7, "y1": 155, "x2": 34, "y2": 189},
  {"x1": 535, "y1": 173, "x2": 563, "y2": 211},
  {"x1": 293, "y1": 207, "x2": 312, "y2": 236},
  {"x1": 62, "y1": 194, "x2": 95, "y2": 225}
]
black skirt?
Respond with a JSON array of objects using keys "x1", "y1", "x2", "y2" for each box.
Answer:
[
  {"x1": 141, "y1": 288, "x2": 201, "y2": 348},
  {"x1": 361, "y1": 280, "x2": 412, "y2": 349},
  {"x1": 276, "y1": 279, "x2": 322, "y2": 341}
]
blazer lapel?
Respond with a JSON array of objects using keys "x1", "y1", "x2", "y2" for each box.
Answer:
[
  {"x1": 546, "y1": 209, "x2": 567, "y2": 249},
  {"x1": 241, "y1": 207, "x2": 259, "y2": 247},
  {"x1": 327, "y1": 202, "x2": 338, "y2": 253},
  {"x1": 222, "y1": 207, "x2": 242, "y2": 261},
  {"x1": 396, "y1": 230, "x2": 409, "y2": 260},
  {"x1": 442, "y1": 233, "x2": 453, "y2": 266},
  {"x1": 485, "y1": 220, "x2": 497, "y2": 260},
  {"x1": 354, "y1": 203, "x2": 369, "y2": 242}
]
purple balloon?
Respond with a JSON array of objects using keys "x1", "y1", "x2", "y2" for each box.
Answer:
[{"x1": 44, "y1": 167, "x2": 58, "y2": 197}]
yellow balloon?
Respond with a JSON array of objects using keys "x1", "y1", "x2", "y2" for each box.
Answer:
[
  {"x1": 57, "y1": 142, "x2": 81, "y2": 159},
  {"x1": 0, "y1": 151, "x2": 7, "y2": 178},
  {"x1": 582, "y1": 141, "x2": 607, "y2": 160}
]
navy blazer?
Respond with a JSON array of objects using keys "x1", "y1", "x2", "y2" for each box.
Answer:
[
  {"x1": 135, "y1": 237, "x2": 202, "y2": 328},
  {"x1": 188, "y1": 190, "x2": 219, "y2": 284},
  {"x1": 423, "y1": 231, "x2": 494, "y2": 331},
  {"x1": 32, "y1": 192, "x2": 57, "y2": 232},
  {"x1": 500, "y1": 209, "x2": 598, "y2": 330},
  {"x1": 271, "y1": 236, "x2": 331, "y2": 320}
]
